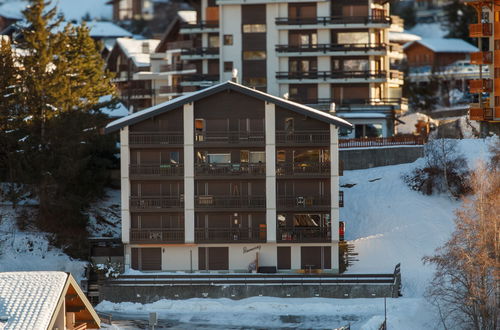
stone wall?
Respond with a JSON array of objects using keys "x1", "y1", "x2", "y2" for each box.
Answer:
[{"x1": 340, "y1": 146, "x2": 423, "y2": 170}]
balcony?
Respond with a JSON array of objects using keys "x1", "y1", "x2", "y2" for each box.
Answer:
[
  {"x1": 166, "y1": 40, "x2": 193, "y2": 50},
  {"x1": 126, "y1": 88, "x2": 154, "y2": 99},
  {"x1": 129, "y1": 164, "x2": 184, "y2": 179},
  {"x1": 179, "y1": 20, "x2": 219, "y2": 33},
  {"x1": 292, "y1": 97, "x2": 408, "y2": 112},
  {"x1": 277, "y1": 195, "x2": 330, "y2": 210},
  {"x1": 195, "y1": 195, "x2": 266, "y2": 209},
  {"x1": 180, "y1": 74, "x2": 220, "y2": 87},
  {"x1": 276, "y1": 162, "x2": 330, "y2": 177},
  {"x1": 389, "y1": 70, "x2": 404, "y2": 82},
  {"x1": 470, "y1": 51, "x2": 493, "y2": 65},
  {"x1": 129, "y1": 132, "x2": 183, "y2": 146},
  {"x1": 195, "y1": 228, "x2": 266, "y2": 243},
  {"x1": 277, "y1": 227, "x2": 330, "y2": 243},
  {"x1": 195, "y1": 131, "x2": 265, "y2": 145},
  {"x1": 275, "y1": 43, "x2": 387, "y2": 56},
  {"x1": 469, "y1": 23, "x2": 492, "y2": 37},
  {"x1": 181, "y1": 47, "x2": 219, "y2": 59},
  {"x1": 275, "y1": 15, "x2": 391, "y2": 27},
  {"x1": 276, "y1": 70, "x2": 387, "y2": 82},
  {"x1": 159, "y1": 63, "x2": 196, "y2": 73},
  {"x1": 276, "y1": 130, "x2": 329, "y2": 145},
  {"x1": 130, "y1": 196, "x2": 184, "y2": 210},
  {"x1": 195, "y1": 163, "x2": 266, "y2": 177},
  {"x1": 469, "y1": 79, "x2": 493, "y2": 93},
  {"x1": 130, "y1": 229, "x2": 184, "y2": 243},
  {"x1": 469, "y1": 106, "x2": 494, "y2": 121}
]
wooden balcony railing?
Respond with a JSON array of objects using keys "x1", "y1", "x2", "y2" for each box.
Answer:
[
  {"x1": 276, "y1": 130, "x2": 330, "y2": 145},
  {"x1": 276, "y1": 70, "x2": 387, "y2": 80},
  {"x1": 470, "y1": 51, "x2": 493, "y2": 65},
  {"x1": 277, "y1": 195, "x2": 330, "y2": 208},
  {"x1": 195, "y1": 195, "x2": 266, "y2": 208},
  {"x1": 469, "y1": 23, "x2": 492, "y2": 37},
  {"x1": 130, "y1": 228, "x2": 184, "y2": 243},
  {"x1": 195, "y1": 228, "x2": 266, "y2": 243},
  {"x1": 275, "y1": 15, "x2": 391, "y2": 26},
  {"x1": 339, "y1": 136, "x2": 425, "y2": 148},
  {"x1": 129, "y1": 164, "x2": 184, "y2": 177},
  {"x1": 276, "y1": 162, "x2": 330, "y2": 176},
  {"x1": 469, "y1": 79, "x2": 493, "y2": 93},
  {"x1": 129, "y1": 132, "x2": 183, "y2": 145},
  {"x1": 389, "y1": 70, "x2": 404, "y2": 80},
  {"x1": 195, "y1": 131, "x2": 265, "y2": 144},
  {"x1": 275, "y1": 43, "x2": 386, "y2": 53},
  {"x1": 195, "y1": 163, "x2": 266, "y2": 176},
  {"x1": 130, "y1": 196, "x2": 184, "y2": 209},
  {"x1": 469, "y1": 107, "x2": 494, "y2": 121},
  {"x1": 277, "y1": 227, "x2": 331, "y2": 243}
]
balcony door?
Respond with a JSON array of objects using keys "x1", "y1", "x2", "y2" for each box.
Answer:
[
  {"x1": 288, "y1": 3, "x2": 316, "y2": 19},
  {"x1": 289, "y1": 57, "x2": 317, "y2": 77},
  {"x1": 289, "y1": 30, "x2": 317, "y2": 47},
  {"x1": 199, "y1": 247, "x2": 229, "y2": 270},
  {"x1": 289, "y1": 84, "x2": 317, "y2": 103},
  {"x1": 301, "y1": 246, "x2": 331, "y2": 270}
]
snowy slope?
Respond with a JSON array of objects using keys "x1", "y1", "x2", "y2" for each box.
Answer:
[
  {"x1": 0, "y1": 0, "x2": 112, "y2": 21},
  {"x1": 96, "y1": 138, "x2": 497, "y2": 329}
]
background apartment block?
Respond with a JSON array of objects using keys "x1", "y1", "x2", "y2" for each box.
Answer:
[
  {"x1": 105, "y1": 81, "x2": 352, "y2": 273},
  {"x1": 466, "y1": 0, "x2": 500, "y2": 135}
]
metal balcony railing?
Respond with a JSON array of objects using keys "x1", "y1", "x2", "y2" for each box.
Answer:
[
  {"x1": 180, "y1": 20, "x2": 219, "y2": 29},
  {"x1": 277, "y1": 227, "x2": 331, "y2": 243},
  {"x1": 276, "y1": 130, "x2": 330, "y2": 145},
  {"x1": 182, "y1": 74, "x2": 220, "y2": 82},
  {"x1": 159, "y1": 63, "x2": 196, "y2": 72},
  {"x1": 276, "y1": 70, "x2": 387, "y2": 80},
  {"x1": 277, "y1": 195, "x2": 330, "y2": 208},
  {"x1": 129, "y1": 132, "x2": 184, "y2": 145},
  {"x1": 195, "y1": 163, "x2": 266, "y2": 176},
  {"x1": 275, "y1": 15, "x2": 391, "y2": 26},
  {"x1": 195, "y1": 228, "x2": 266, "y2": 243},
  {"x1": 129, "y1": 164, "x2": 184, "y2": 177},
  {"x1": 130, "y1": 196, "x2": 184, "y2": 209},
  {"x1": 195, "y1": 195, "x2": 266, "y2": 208},
  {"x1": 276, "y1": 162, "x2": 330, "y2": 176},
  {"x1": 275, "y1": 43, "x2": 386, "y2": 53},
  {"x1": 130, "y1": 229, "x2": 184, "y2": 243},
  {"x1": 290, "y1": 97, "x2": 407, "y2": 108},
  {"x1": 181, "y1": 47, "x2": 219, "y2": 56},
  {"x1": 195, "y1": 131, "x2": 265, "y2": 144}
]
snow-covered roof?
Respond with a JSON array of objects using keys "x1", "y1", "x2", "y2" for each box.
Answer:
[
  {"x1": 403, "y1": 38, "x2": 478, "y2": 53},
  {"x1": 0, "y1": 271, "x2": 68, "y2": 330},
  {"x1": 408, "y1": 23, "x2": 447, "y2": 39},
  {"x1": 85, "y1": 21, "x2": 132, "y2": 38},
  {"x1": 116, "y1": 38, "x2": 160, "y2": 67},
  {"x1": 338, "y1": 112, "x2": 388, "y2": 119},
  {"x1": 178, "y1": 10, "x2": 196, "y2": 23},
  {"x1": 105, "y1": 81, "x2": 353, "y2": 133},
  {"x1": 0, "y1": 2, "x2": 25, "y2": 20},
  {"x1": 389, "y1": 31, "x2": 421, "y2": 43}
]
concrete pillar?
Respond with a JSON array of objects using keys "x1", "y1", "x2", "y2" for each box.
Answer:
[
  {"x1": 120, "y1": 127, "x2": 130, "y2": 244},
  {"x1": 330, "y1": 125, "x2": 339, "y2": 243},
  {"x1": 184, "y1": 102, "x2": 195, "y2": 243},
  {"x1": 265, "y1": 102, "x2": 276, "y2": 243}
]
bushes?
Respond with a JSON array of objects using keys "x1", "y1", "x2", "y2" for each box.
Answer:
[{"x1": 403, "y1": 139, "x2": 471, "y2": 198}]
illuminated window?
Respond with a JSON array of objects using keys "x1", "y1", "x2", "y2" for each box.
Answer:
[
  {"x1": 243, "y1": 24, "x2": 266, "y2": 33},
  {"x1": 243, "y1": 51, "x2": 266, "y2": 60}
]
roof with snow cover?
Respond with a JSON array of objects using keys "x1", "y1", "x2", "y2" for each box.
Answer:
[
  {"x1": 116, "y1": 38, "x2": 160, "y2": 67},
  {"x1": 403, "y1": 38, "x2": 478, "y2": 53},
  {"x1": 105, "y1": 81, "x2": 353, "y2": 133}
]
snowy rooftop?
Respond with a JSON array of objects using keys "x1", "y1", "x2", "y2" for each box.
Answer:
[
  {"x1": 389, "y1": 31, "x2": 421, "y2": 43},
  {"x1": 0, "y1": 2, "x2": 24, "y2": 20},
  {"x1": 0, "y1": 272, "x2": 68, "y2": 330},
  {"x1": 85, "y1": 21, "x2": 132, "y2": 38},
  {"x1": 178, "y1": 10, "x2": 197, "y2": 23},
  {"x1": 116, "y1": 38, "x2": 160, "y2": 67},
  {"x1": 404, "y1": 38, "x2": 478, "y2": 53}
]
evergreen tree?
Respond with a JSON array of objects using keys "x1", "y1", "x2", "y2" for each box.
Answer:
[
  {"x1": 442, "y1": 0, "x2": 476, "y2": 44},
  {"x1": 3, "y1": 0, "x2": 118, "y2": 257}
]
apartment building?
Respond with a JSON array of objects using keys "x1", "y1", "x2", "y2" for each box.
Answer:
[
  {"x1": 107, "y1": 0, "x2": 154, "y2": 21},
  {"x1": 105, "y1": 81, "x2": 352, "y2": 273},
  {"x1": 465, "y1": 0, "x2": 500, "y2": 135},
  {"x1": 163, "y1": 0, "x2": 405, "y2": 139}
]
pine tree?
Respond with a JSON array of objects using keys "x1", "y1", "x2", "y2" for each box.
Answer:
[
  {"x1": 5, "y1": 0, "x2": 118, "y2": 256},
  {"x1": 442, "y1": 0, "x2": 476, "y2": 44}
]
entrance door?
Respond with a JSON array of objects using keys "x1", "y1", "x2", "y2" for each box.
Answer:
[
  {"x1": 300, "y1": 246, "x2": 331, "y2": 270},
  {"x1": 277, "y1": 246, "x2": 291, "y2": 270},
  {"x1": 199, "y1": 247, "x2": 229, "y2": 270},
  {"x1": 131, "y1": 247, "x2": 162, "y2": 270}
]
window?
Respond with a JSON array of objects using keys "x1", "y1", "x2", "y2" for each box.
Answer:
[
  {"x1": 277, "y1": 150, "x2": 286, "y2": 162},
  {"x1": 243, "y1": 51, "x2": 266, "y2": 60},
  {"x1": 195, "y1": 119, "x2": 205, "y2": 141},
  {"x1": 208, "y1": 153, "x2": 231, "y2": 164},
  {"x1": 223, "y1": 34, "x2": 233, "y2": 45},
  {"x1": 243, "y1": 77, "x2": 267, "y2": 87},
  {"x1": 224, "y1": 61, "x2": 233, "y2": 72},
  {"x1": 354, "y1": 124, "x2": 383, "y2": 138},
  {"x1": 337, "y1": 32, "x2": 368, "y2": 44},
  {"x1": 249, "y1": 151, "x2": 265, "y2": 163},
  {"x1": 240, "y1": 150, "x2": 249, "y2": 163},
  {"x1": 243, "y1": 24, "x2": 266, "y2": 33},
  {"x1": 343, "y1": 59, "x2": 369, "y2": 71},
  {"x1": 208, "y1": 35, "x2": 219, "y2": 47},
  {"x1": 170, "y1": 151, "x2": 180, "y2": 164}
]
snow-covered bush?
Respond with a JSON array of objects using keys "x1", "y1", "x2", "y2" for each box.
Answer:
[
  {"x1": 403, "y1": 139, "x2": 470, "y2": 198},
  {"x1": 93, "y1": 260, "x2": 122, "y2": 278}
]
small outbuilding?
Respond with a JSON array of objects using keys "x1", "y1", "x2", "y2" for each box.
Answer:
[{"x1": 404, "y1": 38, "x2": 478, "y2": 68}]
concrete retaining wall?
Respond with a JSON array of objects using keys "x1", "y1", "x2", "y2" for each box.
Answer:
[
  {"x1": 339, "y1": 146, "x2": 423, "y2": 170},
  {"x1": 100, "y1": 283, "x2": 398, "y2": 303}
]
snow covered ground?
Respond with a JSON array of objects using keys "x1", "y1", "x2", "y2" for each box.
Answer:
[{"x1": 96, "y1": 138, "x2": 498, "y2": 329}]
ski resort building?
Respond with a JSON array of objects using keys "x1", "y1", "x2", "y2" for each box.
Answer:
[
  {"x1": 465, "y1": 0, "x2": 500, "y2": 135},
  {"x1": 105, "y1": 80, "x2": 352, "y2": 273}
]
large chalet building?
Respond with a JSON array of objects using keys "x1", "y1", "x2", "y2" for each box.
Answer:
[
  {"x1": 107, "y1": 0, "x2": 406, "y2": 138},
  {"x1": 105, "y1": 81, "x2": 352, "y2": 273}
]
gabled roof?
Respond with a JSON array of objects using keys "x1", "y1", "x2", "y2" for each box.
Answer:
[
  {"x1": 105, "y1": 81, "x2": 353, "y2": 133},
  {"x1": 116, "y1": 38, "x2": 160, "y2": 67},
  {"x1": 0, "y1": 271, "x2": 100, "y2": 330},
  {"x1": 403, "y1": 38, "x2": 478, "y2": 53}
]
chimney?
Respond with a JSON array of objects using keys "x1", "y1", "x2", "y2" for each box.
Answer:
[
  {"x1": 142, "y1": 41, "x2": 150, "y2": 54},
  {"x1": 231, "y1": 68, "x2": 239, "y2": 83},
  {"x1": 329, "y1": 102, "x2": 336, "y2": 114}
]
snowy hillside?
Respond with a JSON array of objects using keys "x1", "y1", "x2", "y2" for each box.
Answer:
[
  {"x1": 0, "y1": 0, "x2": 112, "y2": 21},
  {"x1": 96, "y1": 138, "x2": 497, "y2": 329}
]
